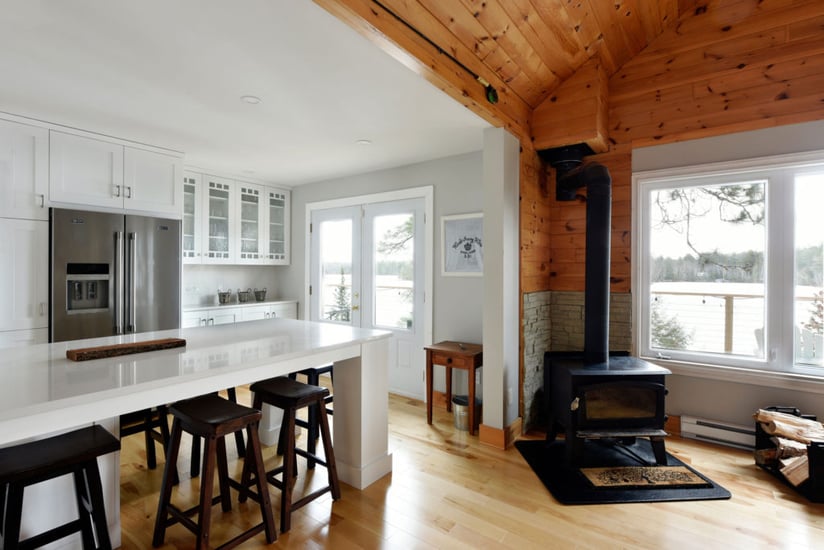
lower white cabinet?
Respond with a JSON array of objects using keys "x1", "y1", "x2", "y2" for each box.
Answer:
[
  {"x1": 0, "y1": 219, "x2": 48, "y2": 332},
  {"x1": 184, "y1": 301, "x2": 297, "y2": 328},
  {"x1": 239, "y1": 303, "x2": 297, "y2": 321}
]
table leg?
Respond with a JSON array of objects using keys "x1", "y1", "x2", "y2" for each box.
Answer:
[
  {"x1": 468, "y1": 365, "x2": 476, "y2": 435},
  {"x1": 445, "y1": 367, "x2": 452, "y2": 412},
  {"x1": 426, "y1": 350, "x2": 433, "y2": 425}
]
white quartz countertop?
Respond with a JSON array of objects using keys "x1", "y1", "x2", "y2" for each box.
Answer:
[
  {"x1": 0, "y1": 319, "x2": 390, "y2": 446},
  {"x1": 183, "y1": 299, "x2": 298, "y2": 312}
]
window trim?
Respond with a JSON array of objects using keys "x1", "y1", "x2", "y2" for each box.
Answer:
[{"x1": 632, "y1": 149, "x2": 824, "y2": 384}]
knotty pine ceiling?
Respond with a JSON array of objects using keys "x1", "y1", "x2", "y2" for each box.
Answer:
[{"x1": 373, "y1": 0, "x2": 687, "y2": 110}]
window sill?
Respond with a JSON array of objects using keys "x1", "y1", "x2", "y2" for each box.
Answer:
[{"x1": 639, "y1": 356, "x2": 824, "y2": 395}]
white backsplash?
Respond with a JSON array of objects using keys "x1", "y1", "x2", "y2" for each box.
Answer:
[{"x1": 183, "y1": 265, "x2": 286, "y2": 307}]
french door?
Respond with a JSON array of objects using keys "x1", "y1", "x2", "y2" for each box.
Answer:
[{"x1": 310, "y1": 198, "x2": 425, "y2": 397}]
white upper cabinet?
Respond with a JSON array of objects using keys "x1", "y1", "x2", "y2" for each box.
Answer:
[
  {"x1": 0, "y1": 118, "x2": 49, "y2": 221},
  {"x1": 49, "y1": 131, "x2": 125, "y2": 210},
  {"x1": 202, "y1": 175, "x2": 236, "y2": 264},
  {"x1": 49, "y1": 130, "x2": 182, "y2": 217},
  {"x1": 0, "y1": 218, "x2": 48, "y2": 332},
  {"x1": 182, "y1": 172, "x2": 203, "y2": 264},
  {"x1": 265, "y1": 187, "x2": 290, "y2": 265},
  {"x1": 186, "y1": 170, "x2": 290, "y2": 265},
  {"x1": 123, "y1": 147, "x2": 182, "y2": 216},
  {"x1": 236, "y1": 182, "x2": 266, "y2": 264}
]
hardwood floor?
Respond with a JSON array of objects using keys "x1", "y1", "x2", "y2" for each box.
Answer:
[{"x1": 120, "y1": 388, "x2": 824, "y2": 549}]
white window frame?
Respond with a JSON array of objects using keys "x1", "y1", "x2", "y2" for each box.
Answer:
[{"x1": 633, "y1": 150, "x2": 824, "y2": 391}]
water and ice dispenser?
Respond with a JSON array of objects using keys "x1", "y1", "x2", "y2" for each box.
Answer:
[{"x1": 65, "y1": 263, "x2": 110, "y2": 313}]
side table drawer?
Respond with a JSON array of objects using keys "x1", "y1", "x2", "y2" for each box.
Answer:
[{"x1": 431, "y1": 352, "x2": 470, "y2": 368}]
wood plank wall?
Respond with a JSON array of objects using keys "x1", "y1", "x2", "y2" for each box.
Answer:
[{"x1": 543, "y1": 0, "x2": 824, "y2": 296}]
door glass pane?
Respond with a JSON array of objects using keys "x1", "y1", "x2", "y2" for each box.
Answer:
[
  {"x1": 794, "y1": 173, "x2": 824, "y2": 367},
  {"x1": 372, "y1": 213, "x2": 414, "y2": 330},
  {"x1": 648, "y1": 180, "x2": 766, "y2": 357},
  {"x1": 320, "y1": 219, "x2": 352, "y2": 324}
]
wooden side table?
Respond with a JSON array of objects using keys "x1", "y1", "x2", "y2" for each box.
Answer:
[{"x1": 425, "y1": 341, "x2": 483, "y2": 435}]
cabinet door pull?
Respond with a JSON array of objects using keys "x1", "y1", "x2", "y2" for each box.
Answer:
[
  {"x1": 113, "y1": 185, "x2": 121, "y2": 197},
  {"x1": 39, "y1": 302, "x2": 46, "y2": 316},
  {"x1": 125, "y1": 186, "x2": 132, "y2": 199},
  {"x1": 38, "y1": 194, "x2": 45, "y2": 208}
]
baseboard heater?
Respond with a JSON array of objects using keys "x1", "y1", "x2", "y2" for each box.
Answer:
[{"x1": 680, "y1": 415, "x2": 756, "y2": 450}]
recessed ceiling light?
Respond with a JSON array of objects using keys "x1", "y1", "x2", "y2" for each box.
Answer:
[
  {"x1": 240, "y1": 95, "x2": 262, "y2": 104},
  {"x1": 355, "y1": 139, "x2": 372, "y2": 146}
]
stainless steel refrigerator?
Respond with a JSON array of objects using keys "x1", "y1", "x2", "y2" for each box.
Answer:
[{"x1": 50, "y1": 208, "x2": 181, "y2": 342}]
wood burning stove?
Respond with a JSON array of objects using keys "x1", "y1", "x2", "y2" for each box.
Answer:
[
  {"x1": 544, "y1": 352, "x2": 670, "y2": 464},
  {"x1": 538, "y1": 153, "x2": 671, "y2": 465}
]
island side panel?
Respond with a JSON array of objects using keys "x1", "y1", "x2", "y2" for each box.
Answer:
[{"x1": 333, "y1": 337, "x2": 392, "y2": 489}]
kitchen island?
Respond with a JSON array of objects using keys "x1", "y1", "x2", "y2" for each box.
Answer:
[{"x1": 0, "y1": 318, "x2": 392, "y2": 547}]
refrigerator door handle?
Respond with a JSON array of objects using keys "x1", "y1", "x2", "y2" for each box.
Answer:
[
  {"x1": 114, "y1": 231, "x2": 124, "y2": 334},
  {"x1": 128, "y1": 232, "x2": 137, "y2": 333}
]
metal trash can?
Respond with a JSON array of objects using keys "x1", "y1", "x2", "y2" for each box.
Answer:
[{"x1": 452, "y1": 395, "x2": 481, "y2": 431}]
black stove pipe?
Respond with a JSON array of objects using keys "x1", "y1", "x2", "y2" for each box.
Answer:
[{"x1": 555, "y1": 162, "x2": 612, "y2": 365}]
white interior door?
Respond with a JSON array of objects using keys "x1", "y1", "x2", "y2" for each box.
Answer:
[{"x1": 310, "y1": 199, "x2": 425, "y2": 397}]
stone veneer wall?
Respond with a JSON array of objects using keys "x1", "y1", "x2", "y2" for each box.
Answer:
[
  {"x1": 522, "y1": 291, "x2": 552, "y2": 430},
  {"x1": 522, "y1": 291, "x2": 632, "y2": 432}
]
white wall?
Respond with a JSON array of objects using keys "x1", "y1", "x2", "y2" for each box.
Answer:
[
  {"x1": 633, "y1": 120, "x2": 824, "y2": 426},
  {"x1": 182, "y1": 265, "x2": 286, "y2": 307},
  {"x1": 280, "y1": 151, "x2": 484, "y2": 391}
]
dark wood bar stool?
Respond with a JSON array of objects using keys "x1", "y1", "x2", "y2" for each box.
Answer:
[
  {"x1": 119, "y1": 405, "x2": 170, "y2": 470},
  {"x1": 281, "y1": 365, "x2": 334, "y2": 468},
  {"x1": 152, "y1": 394, "x2": 276, "y2": 549},
  {"x1": 241, "y1": 376, "x2": 340, "y2": 533},
  {"x1": 0, "y1": 425, "x2": 120, "y2": 550}
]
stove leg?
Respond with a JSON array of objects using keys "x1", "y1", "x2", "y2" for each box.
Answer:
[{"x1": 650, "y1": 437, "x2": 667, "y2": 465}]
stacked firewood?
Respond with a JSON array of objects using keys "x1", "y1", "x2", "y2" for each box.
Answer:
[{"x1": 754, "y1": 408, "x2": 824, "y2": 486}]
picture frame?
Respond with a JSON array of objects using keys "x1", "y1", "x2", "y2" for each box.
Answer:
[{"x1": 441, "y1": 213, "x2": 483, "y2": 276}]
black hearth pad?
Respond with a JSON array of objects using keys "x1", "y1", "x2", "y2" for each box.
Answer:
[{"x1": 515, "y1": 438, "x2": 731, "y2": 505}]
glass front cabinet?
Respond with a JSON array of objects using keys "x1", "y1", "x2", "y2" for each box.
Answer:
[
  {"x1": 203, "y1": 175, "x2": 235, "y2": 264},
  {"x1": 266, "y1": 188, "x2": 289, "y2": 265},
  {"x1": 183, "y1": 170, "x2": 290, "y2": 265},
  {"x1": 182, "y1": 172, "x2": 202, "y2": 263}
]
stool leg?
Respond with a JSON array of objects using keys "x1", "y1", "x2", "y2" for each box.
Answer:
[
  {"x1": 226, "y1": 387, "x2": 246, "y2": 458},
  {"x1": 2, "y1": 482, "x2": 24, "y2": 550},
  {"x1": 306, "y1": 401, "x2": 319, "y2": 470},
  {"x1": 215, "y1": 436, "x2": 232, "y2": 513},
  {"x1": 79, "y1": 459, "x2": 114, "y2": 550},
  {"x1": 73, "y1": 465, "x2": 97, "y2": 548},
  {"x1": 246, "y1": 422, "x2": 277, "y2": 542},
  {"x1": 195, "y1": 436, "x2": 218, "y2": 550},
  {"x1": 280, "y1": 408, "x2": 297, "y2": 533},
  {"x1": 143, "y1": 408, "x2": 158, "y2": 470},
  {"x1": 317, "y1": 404, "x2": 341, "y2": 500},
  {"x1": 190, "y1": 435, "x2": 201, "y2": 478},
  {"x1": 153, "y1": 418, "x2": 183, "y2": 547}
]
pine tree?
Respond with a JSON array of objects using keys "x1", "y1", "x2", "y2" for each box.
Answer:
[
  {"x1": 327, "y1": 268, "x2": 351, "y2": 322},
  {"x1": 804, "y1": 290, "x2": 824, "y2": 335}
]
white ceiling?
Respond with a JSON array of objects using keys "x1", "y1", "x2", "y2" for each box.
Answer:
[{"x1": 0, "y1": 0, "x2": 489, "y2": 186}]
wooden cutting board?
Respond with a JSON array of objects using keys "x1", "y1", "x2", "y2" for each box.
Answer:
[{"x1": 66, "y1": 338, "x2": 186, "y2": 361}]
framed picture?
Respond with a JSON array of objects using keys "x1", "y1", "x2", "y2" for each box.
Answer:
[{"x1": 441, "y1": 213, "x2": 483, "y2": 276}]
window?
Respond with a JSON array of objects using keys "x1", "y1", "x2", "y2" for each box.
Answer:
[{"x1": 635, "y1": 152, "x2": 824, "y2": 375}]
